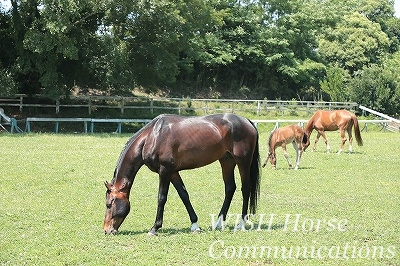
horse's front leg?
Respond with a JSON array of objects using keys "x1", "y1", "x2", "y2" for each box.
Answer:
[
  {"x1": 171, "y1": 172, "x2": 200, "y2": 233},
  {"x1": 312, "y1": 132, "x2": 321, "y2": 151},
  {"x1": 148, "y1": 173, "x2": 171, "y2": 236},
  {"x1": 281, "y1": 143, "x2": 292, "y2": 169},
  {"x1": 316, "y1": 131, "x2": 330, "y2": 153}
]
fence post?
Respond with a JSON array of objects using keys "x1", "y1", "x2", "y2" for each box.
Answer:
[
  {"x1": 150, "y1": 98, "x2": 154, "y2": 114},
  {"x1": 257, "y1": 100, "x2": 261, "y2": 116},
  {"x1": 121, "y1": 97, "x2": 125, "y2": 115},
  {"x1": 19, "y1": 95, "x2": 23, "y2": 111},
  {"x1": 56, "y1": 99, "x2": 60, "y2": 114},
  {"x1": 88, "y1": 98, "x2": 92, "y2": 115}
]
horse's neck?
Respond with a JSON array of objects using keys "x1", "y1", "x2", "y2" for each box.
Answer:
[
  {"x1": 268, "y1": 132, "x2": 276, "y2": 153},
  {"x1": 305, "y1": 119, "x2": 314, "y2": 135},
  {"x1": 113, "y1": 137, "x2": 145, "y2": 193}
]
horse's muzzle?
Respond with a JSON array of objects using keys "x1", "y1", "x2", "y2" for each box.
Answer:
[{"x1": 104, "y1": 227, "x2": 119, "y2": 235}]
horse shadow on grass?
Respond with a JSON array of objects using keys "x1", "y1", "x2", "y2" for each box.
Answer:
[
  {"x1": 307, "y1": 150, "x2": 364, "y2": 155},
  {"x1": 214, "y1": 223, "x2": 286, "y2": 232},
  {"x1": 118, "y1": 223, "x2": 288, "y2": 236},
  {"x1": 118, "y1": 227, "x2": 195, "y2": 236},
  {"x1": 267, "y1": 166, "x2": 315, "y2": 170}
]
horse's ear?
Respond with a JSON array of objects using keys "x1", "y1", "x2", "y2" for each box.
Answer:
[{"x1": 105, "y1": 181, "x2": 112, "y2": 191}]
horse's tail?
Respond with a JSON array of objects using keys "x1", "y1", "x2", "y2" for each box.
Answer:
[
  {"x1": 352, "y1": 114, "x2": 363, "y2": 146},
  {"x1": 249, "y1": 122, "x2": 261, "y2": 214}
]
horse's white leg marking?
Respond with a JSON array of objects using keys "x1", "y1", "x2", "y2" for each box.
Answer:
[
  {"x1": 235, "y1": 216, "x2": 246, "y2": 231},
  {"x1": 319, "y1": 131, "x2": 330, "y2": 153},
  {"x1": 212, "y1": 215, "x2": 224, "y2": 229},
  {"x1": 191, "y1": 222, "x2": 201, "y2": 233}
]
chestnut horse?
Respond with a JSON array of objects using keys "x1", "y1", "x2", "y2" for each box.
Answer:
[
  {"x1": 103, "y1": 113, "x2": 261, "y2": 235},
  {"x1": 262, "y1": 125, "x2": 308, "y2": 170},
  {"x1": 304, "y1": 110, "x2": 363, "y2": 153}
]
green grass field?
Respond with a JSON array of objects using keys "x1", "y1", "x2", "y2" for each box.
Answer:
[{"x1": 0, "y1": 128, "x2": 399, "y2": 265}]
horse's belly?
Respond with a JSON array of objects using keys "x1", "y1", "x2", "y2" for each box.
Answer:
[{"x1": 175, "y1": 146, "x2": 226, "y2": 170}]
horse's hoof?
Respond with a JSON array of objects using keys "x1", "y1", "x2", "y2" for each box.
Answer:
[
  {"x1": 148, "y1": 230, "x2": 158, "y2": 236},
  {"x1": 192, "y1": 228, "x2": 202, "y2": 234}
]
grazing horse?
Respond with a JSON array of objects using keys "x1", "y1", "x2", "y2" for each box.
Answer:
[
  {"x1": 103, "y1": 113, "x2": 261, "y2": 235},
  {"x1": 262, "y1": 125, "x2": 308, "y2": 170},
  {"x1": 304, "y1": 110, "x2": 363, "y2": 154}
]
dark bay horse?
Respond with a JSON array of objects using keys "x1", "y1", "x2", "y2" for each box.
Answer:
[
  {"x1": 262, "y1": 125, "x2": 308, "y2": 170},
  {"x1": 104, "y1": 113, "x2": 261, "y2": 235},
  {"x1": 304, "y1": 110, "x2": 363, "y2": 154}
]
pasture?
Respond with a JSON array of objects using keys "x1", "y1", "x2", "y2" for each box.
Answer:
[{"x1": 0, "y1": 127, "x2": 399, "y2": 265}]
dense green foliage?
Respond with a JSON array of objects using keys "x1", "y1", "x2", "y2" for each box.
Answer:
[
  {"x1": 1, "y1": 0, "x2": 400, "y2": 115},
  {"x1": 0, "y1": 131, "x2": 399, "y2": 265}
]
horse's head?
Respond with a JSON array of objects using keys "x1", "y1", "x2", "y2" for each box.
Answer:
[
  {"x1": 302, "y1": 132, "x2": 310, "y2": 151},
  {"x1": 103, "y1": 181, "x2": 130, "y2": 235},
  {"x1": 262, "y1": 152, "x2": 276, "y2": 169}
]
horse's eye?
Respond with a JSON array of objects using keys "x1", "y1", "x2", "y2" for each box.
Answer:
[{"x1": 106, "y1": 197, "x2": 115, "y2": 209}]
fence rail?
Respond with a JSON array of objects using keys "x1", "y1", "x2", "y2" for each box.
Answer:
[
  {"x1": 21, "y1": 117, "x2": 394, "y2": 134},
  {"x1": 0, "y1": 94, "x2": 358, "y2": 116}
]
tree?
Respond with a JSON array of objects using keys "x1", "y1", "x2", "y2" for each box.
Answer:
[
  {"x1": 349, "y1": 63, "x2": 400, "y2": 115},
  {"x1": 320, "y1": 65, "x2": 349, "y2": 102},
  {"x1": 0, "y1": 7, "x2": 17, "y2": 96},
  {"x1": 318, "y1": 12, "x2": 390, "y2": 75},
  {"x1": 1, "y1": 0, "x2": 400, "y2": 107},
  {"x1": 2, "y1": 0, "x2": 109, "y2": 97}
]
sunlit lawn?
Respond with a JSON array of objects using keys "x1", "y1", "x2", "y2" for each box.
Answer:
[{"x1": 0, "y1": 127, "x2": 399, "y2": 265}]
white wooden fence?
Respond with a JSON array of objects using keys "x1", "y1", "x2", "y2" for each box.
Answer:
[
  {"x1": 0, "y1": 94, "x2": 358, "y2": 116},
  {"x1": 2, "y1": 95, "x2": 398, "y2": 133}
]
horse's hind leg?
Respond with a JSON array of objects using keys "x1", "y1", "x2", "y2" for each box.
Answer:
[
  {"x1": 171, "y1": 172, "x2": 200, "y2": 233},
  {"x1": 292, "y1": 141, "x2": 300, "y2": 170},
  {"x1": 347, "y1": 127, "x2": 353, "y2": 153},
  {"x1": 236, "y1": 160, "x2": 253, "y2": 230},
  {"x1": 338, "y1": 129, "x2": 347, "y2": 154},
  {"x1": 214, "y1": 157, "x2": 237, "y2": 229}
]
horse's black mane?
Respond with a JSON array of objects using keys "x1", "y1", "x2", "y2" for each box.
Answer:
[{"x1": 111, "y1": 116, "x2": 161, "y2": 184}]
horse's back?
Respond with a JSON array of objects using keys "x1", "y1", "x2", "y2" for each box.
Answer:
[
  {"x1": 142, "y1": 113, "x2": 257, "y2": 171},
  {"x1": 273, "y1": 124, "x2": 302, "y2": 144}
]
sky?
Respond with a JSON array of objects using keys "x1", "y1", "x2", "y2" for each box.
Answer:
[
  {"x1": 1, "y1": 0, "x2": 400, "y2": 17},
  {"x1": 395, "y1": 0, "x2": 400, "y2": 17}
]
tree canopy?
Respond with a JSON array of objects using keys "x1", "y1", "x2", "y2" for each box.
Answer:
[{"x1": 1, "y1": 0, "x2": 400, "y2": 115}]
